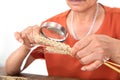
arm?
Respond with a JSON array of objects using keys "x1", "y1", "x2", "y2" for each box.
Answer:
[
  {"x1": 5, "y1": 25, "x2": 41, "y2": 75},
  {"x1": 5, "y1": 45, "x2": 31, "y2": 75}
]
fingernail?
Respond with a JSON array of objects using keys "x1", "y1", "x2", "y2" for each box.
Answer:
[{"x1": 81, "y1": 67, "x2": 86, "y2": 71}]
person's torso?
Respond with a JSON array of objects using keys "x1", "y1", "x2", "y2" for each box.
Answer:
[{"x1": 32, "y1": 4, "x2": 120, "y2": 80}]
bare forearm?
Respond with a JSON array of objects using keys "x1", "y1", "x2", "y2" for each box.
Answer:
[{"x1": 5, "y1": 45, "x2": 30, "y2": 75}]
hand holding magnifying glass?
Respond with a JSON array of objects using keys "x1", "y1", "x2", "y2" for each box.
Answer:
[{"x1": 34, "y1": 22, "x2": 71, "y2": 54}]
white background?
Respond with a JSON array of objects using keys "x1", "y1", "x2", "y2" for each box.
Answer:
[{"x1": 0, "y1": 0, "x2": 120, "y2": 75}]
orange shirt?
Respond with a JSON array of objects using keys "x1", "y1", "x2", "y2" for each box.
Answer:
[{"x1": 31, "y1": 4, "x2": 120, "y2": 80}]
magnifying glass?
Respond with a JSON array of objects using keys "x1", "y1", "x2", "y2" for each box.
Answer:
[
  {"x1": 21, "y1": 22, "x2": 68, "y2": 70},
  {"x1": 40, "y1": 22, "x2": 68, "y2": 42}
]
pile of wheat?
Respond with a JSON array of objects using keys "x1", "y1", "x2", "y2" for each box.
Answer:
[{"x1": 1, "y1": 76, "x2": 28, "y2": 80}]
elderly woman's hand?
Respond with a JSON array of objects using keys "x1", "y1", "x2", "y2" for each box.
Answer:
[
  {"x1": 71, "y1": 34, "x2": 120, "y2": 71},
  {"x1": 14, "y1": 25, "x2": 40, "y2": 48}
]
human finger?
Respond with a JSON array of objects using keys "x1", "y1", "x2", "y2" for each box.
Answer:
[
  {"x1": 32, "y1": 25, "x2": 41, "y2": 43},
  {"x1": 81, "y1": 60, "x2": 102, "y2": 71},
  {"x1": 17, "y1": 26, "x2": 35, "y2": 47},
  {"x1": 79, "y1": 45, "x2": 110, "y2": 64},
  {"x1": 74, "y1": 41, "x2": 94, "y2": 59},
  {"x1": 14, "y1": 32, "x2": 24, "y2": 43},
  {"x1": 79, "y1": 51, "x2": 104, "y2": 65},
  {"x1": 71, "y1": 35, "x2": 92, "y2": 56},
  {"x1": 26, "y1": 25, "x2": 41, "y2": 45}
]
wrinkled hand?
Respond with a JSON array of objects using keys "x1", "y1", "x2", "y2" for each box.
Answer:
[
  {"x1": 14, "y1": 25, "x2": 40, "y2": 48},
  {"x1": 71, "y1": 34, "x2": 120, "y2": 71}
]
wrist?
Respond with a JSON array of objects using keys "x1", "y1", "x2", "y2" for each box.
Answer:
[{"x1": 21, "y1": 45, "x2": 31, "y2": 51}]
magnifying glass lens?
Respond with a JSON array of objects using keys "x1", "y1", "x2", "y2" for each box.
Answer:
[
  {"x1": 40, "y1": 22, "x2": 68, "y2": 42},
  {"x1": 41, "y1": 27, "x2": 65, "y2": 40}
]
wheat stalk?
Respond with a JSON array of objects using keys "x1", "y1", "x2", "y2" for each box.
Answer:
[{"x1": 34, "y1": 34, "x2": 71, "y2": 54}]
